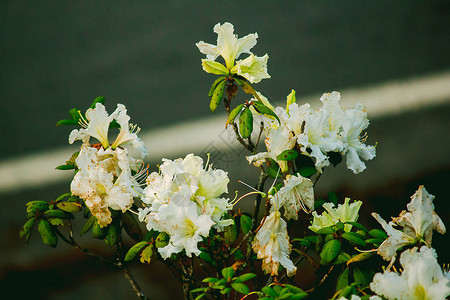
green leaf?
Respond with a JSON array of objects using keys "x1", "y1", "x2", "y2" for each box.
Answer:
[
  {"x1": 316, "y1": 226, "x2": 336, "y2": 235},
  {"x1": 199, "y1": 251, "x2": 213, "y2": 265},
  {"x1": 231, "y1": 282, "x2": 249, "y2": 295},
  {"x1": 26, "y1": 201, "x2": 49, "y2": 213},
  {"x1": 20, "y1": 217, "x2": 36, "y2": 239},
  {"x1": 234, "y1": 273, "x2": 257, "y2": 283},
  {"x1": 47, "y1": 218, "x2": 64, "y2": 226},
  {"x1": 208, "y1": 76, "x2": 227, "y2": 97},
  {"x1": 336, "y1": 222, "x2": 345, "y2": 231},
  {"x1": 191, "y1": 287, "x2": 208, "y2": 293},
  {"x1": 91, "y1": 221, "x2": 108, "y2": 239},
  {"x1": 210, "y1": 79, "x2": 226, "y2": 112},
  {"x1": 320, "y1": 239, "x2": 341, "y2": 265},
  {"x1": 143, "y1": 230, "x2": 159, "y2": 242},
  {"x1": 90, "y1": 96, "x2": 105, "y2": 109},
  {"x1": 220, "y1": 287, "x2": 232, "y2": 294},
  {"x1": 347, "y1": 252, "x2": 374, "y2": 266},
  {"x1": 125, "y1": 241, "x2": 148, "y2": 261},
  {"x1": 226, "y1": 104, "x2": 244, "y2": 127},
  {"x1": 261, "y1": 286, "x2": 277, "y2": 297},
  {"x1": 38, "y1": 219, "x2": 58, "y2": 248},
  {"x1": 291, "y1": 238, "x2": 312, "y2": 248},
  {"x1": 328, "y1": 191, "x2": 338, "y2": 205},
  {"x1": 43, "y1": 209, "x2": 73, "y2": 219},
  {"x1": 341, "y1": 232, "x2": 367, "y2": 247},
  {"x1": 224, "y1": 221, "x2": 238, "y2": 244},
  {"x1": 240, "y1": 214, "x2": 252, "y2": 235},
  {"x1": 221, "y1": 267, "x2": 234, "y2": 280},
  {"x1": 251, "y1": 101, "x2": 280, "y2": 124},
  {"x1": 314, "y1": 198, "x2": 326, "y2": 210},
  {"x1": 333, "y1": 251, "x2": 351, "y2": 265},
  {"x1": 276, "y1": 149, "x2": 298, "y2": 161},
  {"x1": 140, "y1": 244, "x2": 153, "y2": 264},
  {"x1": 365, "y1": 238, "x2": 384, "y2": 245},
  {"x1": 80, "y1": 215, "x2": 95, "y2": 235},
  {"x1": 194, "y1": 293, "x2": 206, "y2": 300},
  {"x1": 353, "y1": 266, "x2": 373, "y2": 287},
  {"x1": 369, "y1": 229, "x2": 388, "y2": 240},
  {"x1": 298, "y1": 166, "x2": 317, "y2": 177},
  {"x1": 55, "y1": 192, "x2": 71, "y2": 203},
  {"x1": 55, "y1": 164, "x2": 76, "y2": 170},
  {"x1": 56, "y1": 119, "x2": 77, "y2": 126},
  {"x1": 69, "y1": 108, "x2": 80, "y2": 121},
  {"x1": 283, "y1": 284, "x2": 306, "y2": 294},
  {"x1": 122, "y1": 211, "x2": 143, "y2": 241},
  {"x1": 239, "y1": 107, "x2": 253, "y2": 138},
  {"x1": 56, "y1": 201, "x2": 82, "y2": 212},
  {"x1": 105, "y1": 223, "x2": 120, "y2": 247},
  {"x1": 202, "y1": 277, "x2": 219, "y2": 283},
  {"x1": 345, "y1": 222, "x2": 368, "y2": 233},
  {"x1": 155, "y1": 232, "x2": 170, "y2": 248},
  {"x1": 336, "y1": 268, "x2": 349, "y2": 291}
]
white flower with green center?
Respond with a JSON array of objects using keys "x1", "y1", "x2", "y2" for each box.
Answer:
[
  {"x1": 340, "y1": 103, "x2": 376, "y2": 174},
  {"x1": 370, "y1": 246, "x2": 450, "y2": 300},
  {"x1": 372, "y1": 186, "x2": 446, "y2": 261},
  {"x1": 309, "y1": 198, "x2": 362, "y2": 233},
  {"x1": 252, "y1": 210, "x2": 296, "y2": 277},
  {"x1": 69, "y1": 103, "x2": 119, "y2": 148},
  {"x1": 69, "y1": 103, "x2": 148, "y2": 159},
  {"x1": 196, "y1": 22, "x2": 270, "y2": 83},
  {"x1": 271, "y1": 174, "x2": 314, "y2": 220},
  {"x1": 297, "y1": 108, "x2": 343, "y2": 172}
]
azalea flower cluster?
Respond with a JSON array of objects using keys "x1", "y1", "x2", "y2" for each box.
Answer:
[
  {"x1": 247, "y1": 91, "x2": 376, "y2": 174},
  {"x1": 138, "y1": 154, "x2": 233, "y2": 259},
  {"x1": 196, "y1": 22, "x2": 270, "y2": 84},
  {"x1": 70, "y1": 103, "x2": 148, "y2": 227}
]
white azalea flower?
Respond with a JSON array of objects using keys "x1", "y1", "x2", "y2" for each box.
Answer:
[
  {"x1": 393, "y1": 185, "x2": 446, "y2": 245},
  {"x1": 231, "y1": 54, "x2": 270, "y2": 83},
  {"x1": 297, "y1": 108, "x2": 343, "y2": 172},
  {"x1": 71, "y1": 144, "x2": 142, "y2": 227},
  {"x1": 372, "y1": 186, "x2": 446, "y2": 261},
  {"x1": 309, "y1": 198, "x2": 362, "y2": 233},
  {"x1": 196, "y1": 22, "x2": 257, "y2": 69},
  {"x1": 370, "y1": 246, "x2": 450, "y2": 300},
  {"x1": 252, "y1": 210, "x2": 296, "y2": 277},
  {"x1": 69, "y1": 103, "x2": 119, "y2": 148},
  {"x1": 196, "y1": 22, "x2": 270, "y2": 83},
  {"x1": 340, "y1": 103, "x2": 375, "y2": 174},
  {"x1": 338, "y1": 296, "x2": 382, "y2": 300},
  {"x1": 371, "y1": 212, "x2": 416, "y2": 261},
  {"x1": 320, "y1": 91, "x2": 345, "y2": 132},
  {"x1": 271, "y1": 174, "x2": 314, "y2": 220}
]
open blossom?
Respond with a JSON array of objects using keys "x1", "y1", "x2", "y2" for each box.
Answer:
[
  {"x1": 247, "y1": 90, "x2": 375, "y2": 175},
  {"x1": 252, "y1": 210, "x2": 296, "y2": 277},
  {"x1": 372, "y1": 186, "x2": 446, "y2": 261},
  {"x1": 69, "y1": 103, "x2": 148, "y2": 158},
  {"x1": 338, "y1": 296, "x2": 382, "y2": 300},
  {"x1": 370, "y1": 246, "x2": 450, "y2": 300},
  {"x1": 138, "y1": 154, "x2": 233, "y2": 258},
  {"x1": 71, "y1": 144, "x2": 143, "y2": 227},
  {"x1": 271, "y1": 174, "x2": 314, "y2": 220},
  {"x1": 196, "y1": 22, "x2": 270, "y2": 83},
  {"x1": 309, "y1": 198, "x2": 362, "y2": 233}
]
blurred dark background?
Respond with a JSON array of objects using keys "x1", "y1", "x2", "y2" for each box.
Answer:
[{"x1": 1, "y1": 1, "x2": 449, "y2": 299}]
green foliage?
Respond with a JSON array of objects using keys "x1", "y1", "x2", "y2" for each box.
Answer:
[
  {"x1": 239, "y1": 107, "x2": 253, "y2": 138},
  {"x1": 258, "y1": 284, "x2": 308, "y2": 299},
  {"x1": 226, "y1": 104, "x2": 244, "y2": 127},
  {"x1": 240, "y1": 213, "x2": 252, "y2": 235},
  {"x1": 38, "y1": 219, "x2": 58, "y2": 248},
  {"x1": 320, "y1": 239, "x2": 341, "y2": 265},
  {"x1": 251, "y1": 101, "x2": 280, "y2": 124},
  {"x1": 276, "y1": 149, "x2": 298, "y2": 161},
  {"x1": 210, "y1": 79, "x2": 227, "y2": 112}
]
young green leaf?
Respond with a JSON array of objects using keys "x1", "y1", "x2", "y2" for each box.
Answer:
[
  {"x1": 240, "y1": 214, "x2": 252, "y2": 234},
  {"x1": 20, "y1": 217, "x2": 36, "y2": 239},
  {"x1": 56, "y1": 201, "x2": 82, "y2": 212},
  {"x1": 125, "y1": 241, "x2": 148, "y2": 261},
  {"x1": 231, "y1": 282, "x2": 249, "y2": 295},
  {"x1": 336, "y1": 268, "x2": 349, "y2": 291},
  {"x1": 105, "y1": 223, "x2": 120, "y2": 247},
  {"x1": 210, "y1": 79, "x2": 226, "y2": 112},
  {"x1": 368, "y1": 229, "x2": 388, "y2": 240},
  {"x1": 56, "y1": 119, "x2": 78, "y2": 126},
  {"x1": 226, "y1": 104, "x2": 244, "y2": 127},
  {"x1": 90, "y1": 96, "x2": 105, "y2": 108},
  {"x1": 276, "y1": 149, "x2": 298, "y2": 161},
  {"x1": 80, "y1": 216, "x2": 95, "y2": 235},
  {"x1": 91, "y1": 222, "x2": 108, "y2": 239},
  {"x1": 239, "y1": 107, "x2": 253, "y2": 138},
  {"x1": 233, "y1": 273, "x2": 257, "y2": 283},
  {"x1": 341, "y1": 232, "x2": 367, "y2": 247},
  {"x1": 140, "y1": 244, "x2": 154, "y2": 264},
  {"x1": 320, "y1": 239, "x2": 341, "y2": 265},
  {"x1": 221, "y1": 267, "x2": 234, "y2": 280},
  {"x1": 208, "y1": 76, "x2": 227, "y2": 97},
  {"x1": 38, "y1": 219, "x2": 58, "y2": 248},
  {"x1": 251, "y1": 101, "x2": 280, "y2": 124},
  {"x1": 26, "y1": 201, "x2": 49, "y2": 213}
]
